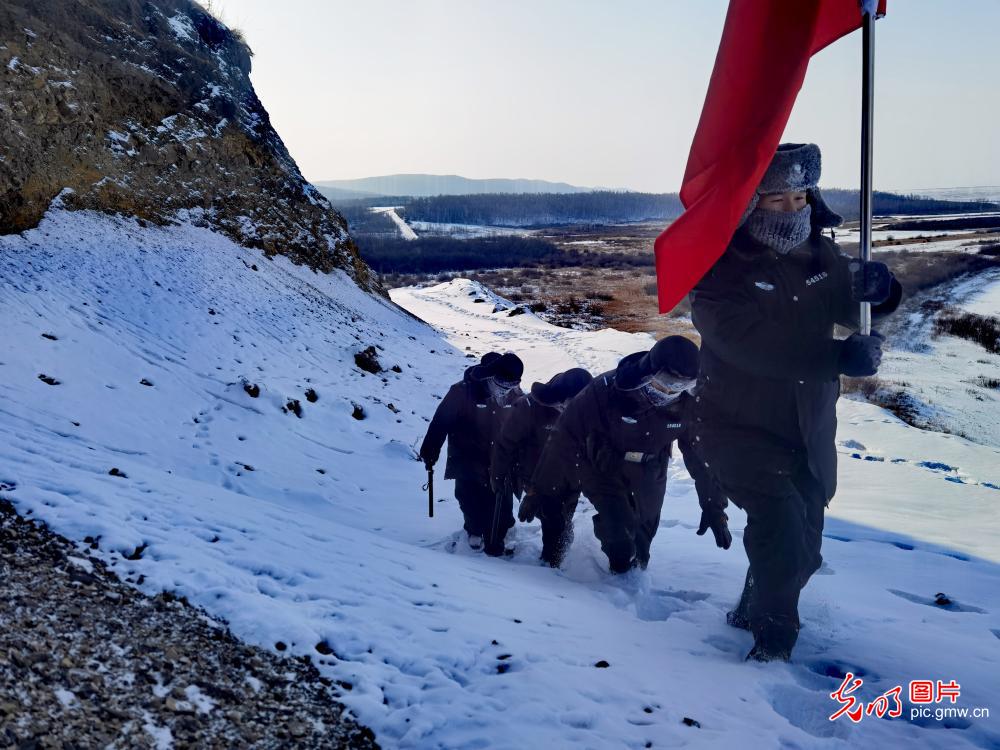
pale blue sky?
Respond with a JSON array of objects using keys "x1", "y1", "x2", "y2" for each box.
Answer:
[{"x1": 215, "y1": 1, "x2": 999, "y2": 192}]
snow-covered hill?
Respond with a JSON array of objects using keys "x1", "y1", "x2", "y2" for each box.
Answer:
[{"x1": 2, "y1": 210, "x2": 998, "y2": 748}]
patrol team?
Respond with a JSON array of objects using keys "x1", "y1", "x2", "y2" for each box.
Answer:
[{"x1": 419, "y1": 143, "x2": 901, "y2": 662}]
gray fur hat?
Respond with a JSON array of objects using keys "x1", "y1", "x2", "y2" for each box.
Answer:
[
  {"x1": 739, "y1": 143, "x2": 843, "y2": 229},
  {"x1": 758, "y1": 143, "x2": 821, "y2": 194}
]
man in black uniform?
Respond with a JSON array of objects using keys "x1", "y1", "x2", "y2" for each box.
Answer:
[
  {"x1": 491, "y1": 367, "x2": 593, "y2": 566},
  {"x1": 480, "y1": 353, "x2": 525, "y2": 556},
  {"x1": 533, "y1": 337, "x2": 731, "y2": 574},
  {"x1": 689, "y1": 143, "x2": 902, "y2": 661},
  {"x1": 418, "y1": 352, "x2": 511, "y2": 550}
]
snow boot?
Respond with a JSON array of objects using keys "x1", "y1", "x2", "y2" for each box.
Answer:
[
  {"x1": 745, "y1": 640, "x2": 792, "y2": 663},
  {"x1": 746, "y1": 614, "x2": 798, "y2": 663},
  {"x1": 468, "y1": 534, "x2": 484, "y2": 551}
]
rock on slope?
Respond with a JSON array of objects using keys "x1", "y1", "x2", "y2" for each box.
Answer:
[
  {"x1": 0, "y1": 499, "x2": 379, "y2": 749},
  {"x1": 0, "y1": 0, "x2": 376, "y2": 288}
]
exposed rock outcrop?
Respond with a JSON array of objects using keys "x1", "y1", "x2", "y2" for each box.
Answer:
[{"x1": 0, "y1": 0, "x2": 378, "y2": 290}]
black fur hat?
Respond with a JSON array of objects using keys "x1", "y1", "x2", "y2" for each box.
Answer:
[
  {"x1": 615, "y1": 336, "x2": 699, "y2": 390},
  {"x1": 647, "y1": 336, "x2": 699, "y2": 379},
  {"x1": 493, "y1": 352, "x2": 524, "y2": 384},
  {"x1": 530, "y1": 367, "x2": 592, "y2": 406}
]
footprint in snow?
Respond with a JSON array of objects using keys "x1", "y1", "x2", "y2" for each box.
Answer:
[
  {"x1": 887, "y1": 589, "x2": 986, "y2": 614},
  {"x1": 765, "y1": 684, "x2": 850, "y2": 740},
  {"x1": 815, "y1": 561, "x2": 835, "y2": 575},
  {"x1": 805, "y1": 660, "x2": 874, "y2": 681},
  {"x1": 703, "y1": 633, "x2": 745, "y2": 655}
]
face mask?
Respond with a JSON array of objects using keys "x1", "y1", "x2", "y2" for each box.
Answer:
[
  {"x1": 744, "y1": 203, "x2": 812, "y2": 254},
  {"x1": 651, "y1": 373, "x2": 695, "y2": 396},
  {"x1": 487, "y1": 377, "x2": 517, "y2": 398},
  {"x1": 642, "y1": 381, "x2": 683, "y2": 407}
]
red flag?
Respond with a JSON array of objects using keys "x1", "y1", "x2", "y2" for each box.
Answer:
[{"x1": 654, "y1": 0, "x2": 886, "y2": 313}]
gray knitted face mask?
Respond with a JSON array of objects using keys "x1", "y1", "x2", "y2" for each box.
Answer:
[
  {"x1": 641, "y1": 381, "x2": 683, "y2": 408},
  {"x1": 744, "y1": 203, "x2": 812, "y2": 254}
]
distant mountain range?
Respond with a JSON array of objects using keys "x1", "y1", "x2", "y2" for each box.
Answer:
[{"x1": 313, "y1": 174, "x2": 596, "y2": 200}]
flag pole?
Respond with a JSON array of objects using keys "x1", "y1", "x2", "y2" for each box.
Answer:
[{"x1": 858, "y1": 5, "x2": 876, "y2": 335}]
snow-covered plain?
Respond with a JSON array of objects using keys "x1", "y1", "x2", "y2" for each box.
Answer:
[
  {"x1": 408, "y1": 221, "x2": 534, "y2": 240},
  {"x1": 2, "y1": 209, "x2": 998, "y2": 748},
  {"x1": 878, "y1": 269, "x2": 1000, "y2": 447}
]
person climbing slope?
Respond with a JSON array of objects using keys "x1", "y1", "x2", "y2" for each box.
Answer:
[
  {"x1": 689, "y1": 142, "x2": 902, "y2": 662},
  {"x1": 533, "y1": 337, "x2": 730, "y2": 573},
  {"x1": 491, "y1": 367, "x2": 593, "y2": 566}
]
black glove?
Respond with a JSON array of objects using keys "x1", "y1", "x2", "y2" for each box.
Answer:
[
  {"x1": 838, "y1": 331, "x2": 885, "y2": 377},
  {"x1": 850, "y1": 260, "x2": 894, "y2": 304},
  {"x1": 585, "y1": 435, "x2": 618, "y2": 473},
  {"x1": 421, "y1": 455, "x2": 436, "y2": 471},
  {"x1": 697, "y1": 508, "x2": 732, "y2": 550},
  {"x1": 518, "y1": 494, "x2": 544, "y2": 523}
]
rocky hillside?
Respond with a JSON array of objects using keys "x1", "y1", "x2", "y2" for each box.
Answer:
[{"x1": 0, "y1": 0, "x2": 377, "y2": 289}]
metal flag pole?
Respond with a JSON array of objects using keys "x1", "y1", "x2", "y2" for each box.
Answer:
[{"x1": 859, "y1": 5, "x2": 876, "y2": 335}]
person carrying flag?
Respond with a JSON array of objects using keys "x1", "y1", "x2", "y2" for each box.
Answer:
[{"x1": 688, "y1": 143, "x2": 902, "y2": 662}]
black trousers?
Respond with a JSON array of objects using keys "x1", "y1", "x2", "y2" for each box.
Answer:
[
  {"x1": 588, "y1": 486, "x2": 665, "y2": 573},
  {"x1": 454, "y1": 476, "x2": 514, "y2": 550},
  {"x1": 726, "y1": 463, "x2": 826, "y2": 655},
  {"x1": 539, "y1": 493, "x2": 579, "y2": 566}
]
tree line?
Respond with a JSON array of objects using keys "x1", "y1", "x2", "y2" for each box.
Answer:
[
  {"x1": 401, "y1": 191, "x2": 685, "y2": 227},
  {"x1": 356, "y1": 235, "x2": 654, "y2": 274},
  {"x1": 331, "y1": 190, "x2": 996, "y2": 230}
]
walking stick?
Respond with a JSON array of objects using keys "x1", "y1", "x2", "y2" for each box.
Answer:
[
  {"x1": 426, "y1": 467, "x2": 434, "y2": 518},
  {"x1": 488, "y1": 481, "x2": 505, "y2": 554}
]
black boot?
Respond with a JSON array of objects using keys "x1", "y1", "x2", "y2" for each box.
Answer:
[
  {"x1": 726, "y1": 569, "x2": 753, "y2": 631},
  {"x1": 745, "y1": 641, "x2": 791, "y2": 663},
  {"x1": 746, "y1": 614, "x2": 798, "y2": 663}
]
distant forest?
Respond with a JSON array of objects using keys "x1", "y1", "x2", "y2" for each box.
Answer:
[
  {"x1": 358, "y1": 236, "x2": 559, "y2": 274},
  {"x1": 402, "y1": 191, "x2": 685, "y2": 227},
  {"x1": 822, "y1": 189, "x2": 998, "y2": 222},
  {"x1": 332, "y1": 190, "x2": 997, "y2": 229},
  {"x1": 357, "y1": 236, "x2": 652, "y2": 274}
]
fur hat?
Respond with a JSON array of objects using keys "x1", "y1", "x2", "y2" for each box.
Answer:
[
  {"x1": 758, "y1": 143, "x2": 821, "y2": 195},
  {"x1": 530, "y1": 368, "x2": 592, "y2": 406},
  {"x1": 739, "y1": 143, "x2": 842, "y2": 229},
  {"x1": 493, "y1": 352, "x2": 524, "y2": 384},
  {"x1": 647, "y1": 336, "x2": 699, "y2": 379},
  {"x1": 480, "y1": 352, "x2": 501, "y2": 367},
  {"x1": 615, "y1": 337, "x2": 700, "y2": 391}
]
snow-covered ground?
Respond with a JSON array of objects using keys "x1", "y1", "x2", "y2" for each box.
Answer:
[
  {"x1": 371, "y1": 206, "x2": 419, "y2": 240},
  {"x1": 965, "y1": 277, "x2": 1000, "y2": 317},
  {"x1": 408, "y1": 221, "x2": 534, "y2": 239},
  {"x1": 879, "y1": 270, "x2": 1000, "y2": 446},
  {"x1": 2, "y1": 209, "x2": 998, "y2": 748}
]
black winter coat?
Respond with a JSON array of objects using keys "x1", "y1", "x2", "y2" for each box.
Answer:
[
  {"x1": 532, "y1": 372, "x2": 725, "y2": 513},
  {"x1": 491, "y1": 394, "x2": 561, "y2": 491},
  {"x1": 420, "y1": 368, "x2": 520, "y2": 481},
  {"x1": 689, "y1": 229, "x2": 901, "y2": 500}
]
